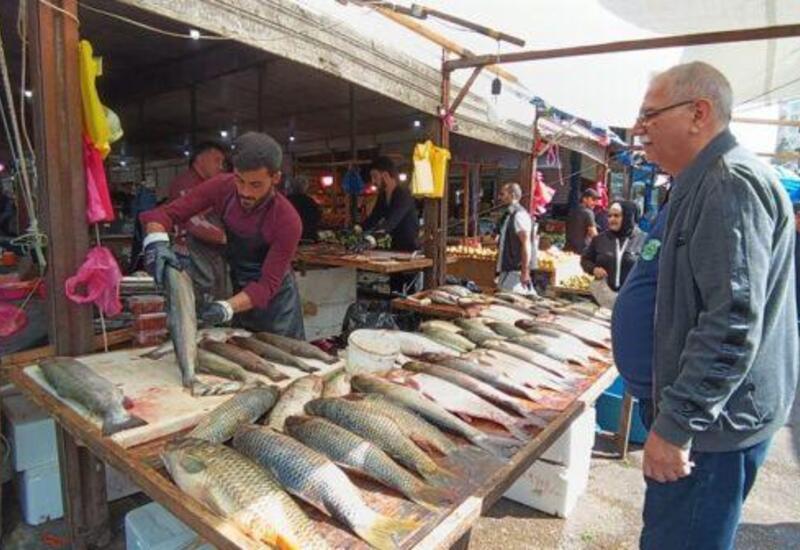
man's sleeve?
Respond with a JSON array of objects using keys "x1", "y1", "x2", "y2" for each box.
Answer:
[
  {"x1": 140, "y1": 175, "x2": 229, "y2": 232},
  {"x1": 362, "y1": 192, "x2": 385, "y2": 231},
  {"x1": 652, "y1": 173, "x2": 775, "y2": 448},
  {"x1": 381, "y1": 188, "x2": 415, "y2": 233},
  {"x1": 241, "y1": 205, "x2": 302, "y2": 309},
  {"x1": 585, "y1": 209, "x2": 597, "y2": 229}
]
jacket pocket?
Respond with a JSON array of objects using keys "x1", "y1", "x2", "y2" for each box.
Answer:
[{"x1": 722, "y1": 375, "x2": 774, "y2": 430}]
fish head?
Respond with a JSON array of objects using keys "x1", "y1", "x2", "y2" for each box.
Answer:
[
  {"x1": 283, "y1": 415, "x2": 311, "y2": 432},
  {"x1": 162, "y1": 438, "x2": 211, "y2": 496}
]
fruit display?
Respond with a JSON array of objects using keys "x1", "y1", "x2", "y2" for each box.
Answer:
[
  {"x1": 318, "y1": 229, "x2": 392, "y2": 251},
  {"x1": 446, "y1": 244, "x2": 498, "y2": 262},
  {"x1": 560, "y1": 273, "x2": 593, "y2": 291}
]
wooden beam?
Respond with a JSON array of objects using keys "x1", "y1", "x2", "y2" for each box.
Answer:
[
  {"x1": 444, "y1": 23, "x2": 800, "y2": 71},
  {"x1": 421, "y1": 7, "x2": 525, "y2": 47},
  {"x1": 733, "y1": 116, "x2": 800, "y2": 128},
  {"x1": 757, "y1": 151, "x2": 800, "y2": 159},
  {"x1": 28, "y1": 1, "x2": 108, "y2": 548},
  {"x1": 449, "y1": 67, "x2": 484, "y2": 115},
  {"x1": 373, "y1": 7, "x2": 521, "y2": 85}
]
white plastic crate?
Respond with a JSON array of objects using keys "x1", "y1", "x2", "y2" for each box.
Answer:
[
  {"x1": 106, "y1": 464, "x2": 141, "y2": 502},
  {"x1": 13, "y1": 460, "x2": 64, "y2": 525},
  {"x1": 502, "y1": 453, "x2": 591, "y2": 518},
  {"x1": 540, "y1": 406, "x2": 596, "y2": 466},
  {"x1": 2, "y1": 394, "x2": 58, "y2": 472},
  {"x1": 126, "y1": 502, "x2": 213, "y2": 550}
]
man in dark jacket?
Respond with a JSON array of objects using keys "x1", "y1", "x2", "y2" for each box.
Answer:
[{"x1": 631, "y1": 61, "x2": 798, "y2": 549}]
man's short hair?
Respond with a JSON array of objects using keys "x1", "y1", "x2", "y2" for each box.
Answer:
[
  {"x1": 190, "y1": 141, "x2": 226, "y2": 166},
  {"x1": 793, "y1": 202, "x2": 800, "y2": 214},
  {"x1": 656, "y1": 61, "x2": 733, "y2": 124},
  {"x1": 232, "y1": 132, "x2": 283, "y2": 173},
  {"x1": 370, "y1": 156, "x2": 398, "y2": 179},
  {"x1": 502, "y1": 182, "x2": 522, "y2": 201},
  {"x1": 582, "y1": 188, "x2": 600, "y2": 200}
]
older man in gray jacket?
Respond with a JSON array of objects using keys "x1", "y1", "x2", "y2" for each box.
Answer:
[{"x1": 631, "y1": 62, "x2": 798, "y2": 550}]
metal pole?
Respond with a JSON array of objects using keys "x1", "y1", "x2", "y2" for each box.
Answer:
[
  {"x1": 349, "y1": 83, "x2": 358, "y2": 225},
  {"x1": 189, "y1": 84, "x2": 197, "y2": 148}
]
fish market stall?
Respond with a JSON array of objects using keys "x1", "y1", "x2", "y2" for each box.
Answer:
[
  {"x1": 6, "y1": 290, "x2": 617, "y2": 549},
  {"x1": 296, "y1": 244, "x2": 435, "y2": 275}
]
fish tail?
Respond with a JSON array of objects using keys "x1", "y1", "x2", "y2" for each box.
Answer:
[
  {"x1": 508, "y1": 423, "x2": 532, "y2": 442},
  {"x1": 294, "y1": 362, "x2": 320, "y2": 373},
  {"x1": 520, "y1": 413, "x2": 549, "y2": 430},
  {"x1": 471, "y1": 433, "x2": 521, "y2": 459},
  {"x1": 356, "y1": 513, "x2": 419, "y2": 550},
  {"x1": 102, "y1": 413, "x2": 147, "y2": 436},
  {"x1": 420, "y1": 465, "x2": 458, "y2": 488}
]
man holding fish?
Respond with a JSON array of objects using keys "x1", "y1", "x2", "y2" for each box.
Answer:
[{"x1": 141, "y1": 132, "x2": 305, "y2": 339}]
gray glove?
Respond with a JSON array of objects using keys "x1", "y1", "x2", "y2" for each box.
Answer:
[{"x1": 143, "y1": 233, "x2": 182, "y2": 287}]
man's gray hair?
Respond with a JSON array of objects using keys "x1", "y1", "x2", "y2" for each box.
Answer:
[
  {"x1": 232, "y1": 132, "x2": 283, "y2": 173},
  {"x1": 656, "y1": 62, "x2": 733, "y2": 124},
  {"x1": 502, "y1": 182, "x2": 523, "y2": 201}
]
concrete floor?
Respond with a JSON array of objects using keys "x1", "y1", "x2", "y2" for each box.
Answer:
[{"x1": 3, "y1": 406, "x2": 798, "y2": 549}]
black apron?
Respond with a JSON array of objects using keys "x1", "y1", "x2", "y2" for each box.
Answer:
[{"x1": 222, "y1": 193, "x2": 305, "y2": 339}]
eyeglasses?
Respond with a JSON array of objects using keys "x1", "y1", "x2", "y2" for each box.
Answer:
[{"x1": 636, "y1": 100, "x2": 695, "y2": 126}]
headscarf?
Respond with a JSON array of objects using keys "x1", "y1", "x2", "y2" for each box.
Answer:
[{"x1": 609, "y1": 200, "x2": 639, "y2": 239}]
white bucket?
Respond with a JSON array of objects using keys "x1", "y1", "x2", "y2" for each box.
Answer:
[{"x1": 346, "y1": 329, "x2": 399, "y2": 375}]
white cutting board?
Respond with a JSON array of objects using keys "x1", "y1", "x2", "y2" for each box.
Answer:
[{"x1": 24, "y1": 347, "x2": 343, "y2": 448}]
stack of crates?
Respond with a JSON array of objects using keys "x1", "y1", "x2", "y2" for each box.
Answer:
[
  {"x1": 126, "y1": 502, "x2": 213, "y2": 550},
  {"x1": 503, "y1": 406, "x2": 596, "y2": 517}
]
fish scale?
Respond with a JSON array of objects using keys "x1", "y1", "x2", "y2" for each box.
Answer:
[
  {"x1": 188, "y1": 387, "x2": 279, "y2": 444},
  {"x1": 162, "y1": 438, "x2": 328, "y2": 550},
  {"x1": 233, "y1": 425, "x2": 417, "y2": 550},
  {"x1": 267, "y1": 375, "x2": 323, "y2": 431},
  {"x1": 305, "y1": 398, "x2": 451, "y2": 485},
  {"x1": 285, "y1": 416, "x2": 453, "y2": 509}
]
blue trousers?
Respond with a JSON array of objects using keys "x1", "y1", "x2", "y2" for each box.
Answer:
[{"x1": 638, "y1": 399, "x2": 771, "y2": 550}]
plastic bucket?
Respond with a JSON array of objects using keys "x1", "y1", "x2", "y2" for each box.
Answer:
[{"x1": 346, "y1": 329, "x2": 399, "y2": 375}]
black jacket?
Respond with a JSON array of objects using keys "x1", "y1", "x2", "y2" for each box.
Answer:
[
  {"x1": 363, "y1": 185, "x2": 419, "y2": 251},
  {"x1": 581, "y1": 228, "x2": 645, "y2": 291}
]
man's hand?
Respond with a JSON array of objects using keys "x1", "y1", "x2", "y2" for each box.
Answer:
[
  {"x1": 593, "y1": 267, "x2": 608, "y2": 279},
  {"x1": 643, "y1": 430, "x2": 694, "y2": 483},
  {"x1": 143, "y1": 233, "x2": 182, "y2": 287},
  {"x1": 200, "y1": 300, "x2": 234, "y2": 326},
  {"x1": 521, "y1": 271, "x2": 532, "y2": 286}
]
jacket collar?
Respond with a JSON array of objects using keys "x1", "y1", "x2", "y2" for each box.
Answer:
[{"x1": 671, "y1": 129, "x2": 738, "y2": 203}]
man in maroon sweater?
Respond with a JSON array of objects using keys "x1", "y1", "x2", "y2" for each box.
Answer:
[{"x1": 141, "y1": 132, "x2": 305, "y2": 338}]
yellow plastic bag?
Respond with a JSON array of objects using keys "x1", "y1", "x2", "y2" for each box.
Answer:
[
  {"x1": 430, "y1": 144, "x2": 451, "y2": 199},
  {"x1": 411, "y1": 140, "x2": 435, "y2": 197},
  {"x1": 78, "y1": 40, "x2": 111, "y2": 158}
]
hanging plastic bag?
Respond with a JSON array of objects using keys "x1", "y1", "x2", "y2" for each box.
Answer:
[
  {"x1": 78, "y1": 39, "x2": 112, "y2": 158},
  {"x1": 531, "y1": 170, "x2": 555, "y2": 216},
  {"x1": 84, "y1": 135, "x2": 115, "y2": 224},
  {"x1": 0, "y1": 302, "x2": 28, "y2": 337},
  {"x1": 429, "y1": 144, "x2": 451, "y2": 199},
  {"x1": 342, "y1": 167, "x2": 364, "y2": 195},
  {"x1": 411, "y1": 141, "x2": 435, "y2": 197},
  {"x1": 65, "y1": 246, "x2": 123, "y2": 317}
]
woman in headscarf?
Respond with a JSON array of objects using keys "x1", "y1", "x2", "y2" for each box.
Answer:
[{"x1": 580, "y1": 201, "x2": 646, "y2": 291}]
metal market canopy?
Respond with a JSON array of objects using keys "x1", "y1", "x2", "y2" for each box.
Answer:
[{"x1": 296, "y1": 0, "x2": 800, "y2": 127}]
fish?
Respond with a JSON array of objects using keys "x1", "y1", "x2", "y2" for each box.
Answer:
[
  {"x1": 285, "y1": 416, "x2": 454, "y2": 509},
  {"x1": 546, "y1": 319, "x2": 611, "y2": 349},
  {"x1": 511, "y1": 335, "x2": 589, "y2": 366},
  {"x1": 39, "y1": 357, "x2": 146, "y2": 436},
  {"x1": 488, "y1": 298, "x2": 538, "y2": 318},
  {"x1": 350, "y1": 374, "x2": 520, "y2": 458},
  {"x1": 481, "y1": 340, "x2": 579, "y2": 382},
  {"x1": 359, "y1": 394, "x2": 458, "y2": 455},
  {"x1": 162, "y1": 437, "x2": 328, "y2": 549},
  {"x1": 188, "y1": 386, "x2": 279, "y2": 443},
  {"x1": 481, "y1": 303, "x2": 533, "y2": 325},
  {"x1": 199, "y1": 340, "x2": 289, "y2": 382},
  {"x1": 231, "y1": 336, "x2": 318, "y2": 373},
  {"x1": 402, "y1": 361, "x2": 546, "y2": 427},
  {"x1": 437, "y1": 285, "x2": 474, "y2": 298},
  {"x1": 254, "y1": 332, "x2": 337, "y2": 364},
  {"x1": 400, "y1": 372, "x2": 533, "y2": 441},
  {"x1": 494, "y1": 292, "x2": 536, "y2": 307},
  {"x1": 419, "y1": 320, "x2": 462, "y2": 334},
  {"x1": 322, "y1": 370, "x2": 352, "y2": 398},
  {"x1": 420, "y1": 327, "x2": 476, "y2": 353},
  {"x1": 233, "y1": 425, "x2": 417, "y2": 549},
  {"x1": 369, "y1": 330, "x2": 456, "y2": 357},
  {"x1": 485, "y1": 322, "x2": 528, "y2": 339},
  {"x1": 468, "y1": 350, "x2": 572, "y2": 392},
  {"x1": 267, "y1": 375, "x2": 323, "y2": 432},
  {"x1": 305, "y1": 398, "x2": 453, "y2": 485},
  {"x1": 428, "y1": 290, "x2": 459, "y2": 306},
  {"x1": 458, "y1": 329, "x2": 502, "y2": 346},
  {"x1": 415, "y1": 353, "x2": 544, "y2": 403},
  {"x1": 452, "y1": 318, "x2": 492, "y2": 334},
  {"x1": 163, "y1": 266, "x2": 200, "y2": 394},
  {"x1": 143, "y1": 328, "x2": 252, "y2": 360},
  {"x1": 197, "y1": 349, "x2": 261, "y2": 386}
]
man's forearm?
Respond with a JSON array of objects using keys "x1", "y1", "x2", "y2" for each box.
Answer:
[
  {"x1": 520, "y1": 239, "x2": 531, "y2": 278},
  {"x1": 227, "y1": 291, "x2": 253, "y2": 313},
  {"x1": 145, "y1": 222, "x2": 167, "y2": 234}
]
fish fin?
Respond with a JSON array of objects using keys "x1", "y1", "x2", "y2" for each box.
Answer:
[
  {"x1": 410, "y1": 482, "x2": 456, "y2": 509},
  {"x1": 356, "y1": 514, "x2": 419, "y2": 550},
  {"x1": 471, "y1": 434, "x2": 521, "y2": 459},
  {"x1": 508, "y1": 423, "x2": 532, "y2": 442},
  {"x1": 520, "y1": 414, "x2": 549, "y2": 430},
  {"x1": 102, "y1": 414, "x2": 146, "y2": 436},
  {"x1": 421, "y1": 466, "x2": 458, "y2": 488},
  {"x1": 178, "y1": 454, "x2": 206, "y2": 474}
]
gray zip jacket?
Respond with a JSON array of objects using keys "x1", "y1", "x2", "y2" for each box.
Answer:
[{"x1": 652, "y1": 130, "x2": 798, "y2": 452}]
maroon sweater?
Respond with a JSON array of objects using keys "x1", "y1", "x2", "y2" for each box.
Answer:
[{"x1": 141, "y1": 173, "x2": 301, "y2": 309}]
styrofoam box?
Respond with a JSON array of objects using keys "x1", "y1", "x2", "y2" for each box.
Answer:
[
  {"x1": 13, "y1": 460, "x2": 64, "y2": 525},
  {"x1": 107, "y1": 464, "x2": 141, "y2": 502},
  {"x1": 541, "y1": 406, "x2": 597, "y2": 466},
  {"x1": 126, "y1": 502, "x2": 214, "y2": 550},
  {"x1": 296, "y1": 267, "x2": 357, "y2": 340},
  {"x1": 2, "y1": 394, "x2": 58, "y2": 472},
  {"x1": 502, "y1": 451, "x2": 592, "y2": 518}
]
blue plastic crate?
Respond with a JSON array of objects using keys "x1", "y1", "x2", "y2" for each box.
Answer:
[{"x1": 595, "y1": 376, "x2": 649, "y2": 444}]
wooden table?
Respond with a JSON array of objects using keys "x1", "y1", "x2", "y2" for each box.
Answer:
[
  {"x1": 296, "y1": 244, "x2": 433, "y2": 274},
  {"x1": 7, "y1": 351, "x2": 616, "y2": 549},
  {"x1": 391, "y1": 290, "x2": 489, "y2": 319}
]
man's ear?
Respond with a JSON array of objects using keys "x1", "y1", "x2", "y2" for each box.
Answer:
[
  {"x1": 693, "y1": 98, "x2": 715, "y2": 128},
  {"x1": 272, "y1": 170, "x2": 283, "y2": 185}
]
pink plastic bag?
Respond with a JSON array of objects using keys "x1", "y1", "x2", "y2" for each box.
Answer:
[
  {"x1": 65, "y1": 246, "x2": 123, "y2": 316},
  {"x1": 0, "y1": 302, "x2": 28, "y2": 337},
  {"x1": 84, "y1": 135, "x2": 115, "y2": 224}
]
